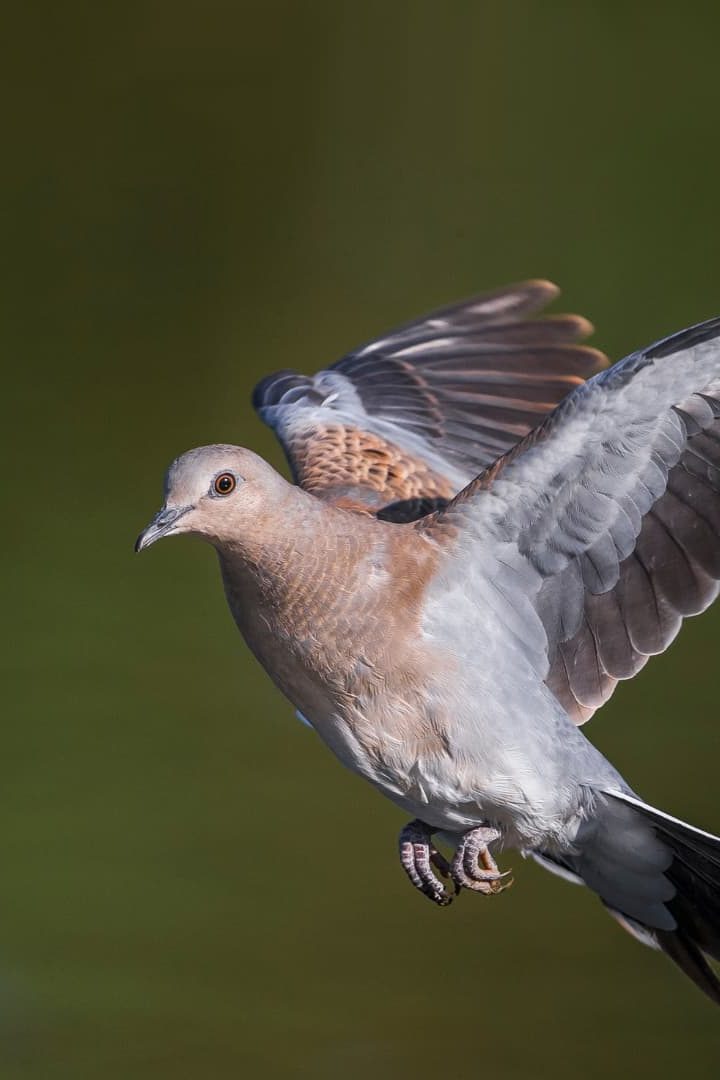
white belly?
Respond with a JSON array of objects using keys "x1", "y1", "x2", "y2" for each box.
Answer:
[{"x1": 299, "y1": 681, "x2": 595, "y2": 853}]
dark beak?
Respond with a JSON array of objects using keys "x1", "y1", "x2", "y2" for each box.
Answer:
[{"x1": 135, "y1": 506, "x2": 192, "y2": 552}]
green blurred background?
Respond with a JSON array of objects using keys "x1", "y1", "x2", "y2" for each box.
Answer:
[{"x1": 4, "y1": 2, "x2": 720, "y2": 1076}]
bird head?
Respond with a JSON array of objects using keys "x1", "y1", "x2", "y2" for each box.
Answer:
[{"x1": 135, "y1": 444, "x2": 288, "y2": 552}]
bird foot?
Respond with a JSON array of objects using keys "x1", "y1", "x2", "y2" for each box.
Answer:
[
  {"x1": 451, "y1": 825, "x2": 513, "y2": 894},
  {"x1": 398, "y1": 819, "x2": 457, "y2": 906},
  {"x1": 398, "y1": 820, "x2": 512, "y2": 906}
]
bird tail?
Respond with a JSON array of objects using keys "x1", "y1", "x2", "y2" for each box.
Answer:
[{"x1": 550, "y1": 791, "x2": 720, "y2": 1006}]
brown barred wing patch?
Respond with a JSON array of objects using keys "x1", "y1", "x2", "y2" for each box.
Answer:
[{"x1": 284, "y1": 423, "x2": 457, "y2": 508}]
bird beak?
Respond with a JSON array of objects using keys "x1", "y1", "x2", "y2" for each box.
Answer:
[{"x1": 135, "y1": 506, "x2": 192, "y2": 552}]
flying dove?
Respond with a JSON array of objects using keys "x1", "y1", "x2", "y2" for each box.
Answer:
[{"x1": 137, "y1": 280, "x2": 720, "y2": 1005}]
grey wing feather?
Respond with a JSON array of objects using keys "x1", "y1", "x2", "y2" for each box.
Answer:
[
  {"x1": 253, "y1": 281, "x2": 607, "y2": 511},
  {"x1": 427, "y1": 315, "x2": 720, "y2": 724}
]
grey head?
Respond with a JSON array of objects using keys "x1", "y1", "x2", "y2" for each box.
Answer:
[{"x1": 135, "y1": 444, "x2": 290, "y2": 552}]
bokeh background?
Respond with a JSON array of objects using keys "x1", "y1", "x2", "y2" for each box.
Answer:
[{"x1": 4, "y1": 2, "x2": 720, "y2": 1076}]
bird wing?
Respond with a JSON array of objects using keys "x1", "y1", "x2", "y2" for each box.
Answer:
[
  {"x1": 423, "y1": 316, "x2": 720, "y2": 724},
  {"x1": 253, "y1": 281, "x2": 607, "y2": 518}
]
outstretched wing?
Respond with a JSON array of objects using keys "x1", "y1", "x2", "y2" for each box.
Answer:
[
  {"x1": 424, "y1": 315, "x2": 720, "y2": 724},
  {"x1": 253, "y1": 281, "x2": 607, "y2": 517}
]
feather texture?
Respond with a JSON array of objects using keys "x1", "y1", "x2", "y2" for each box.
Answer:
[
  {"x1": 426, "y1": 317, "x2": 720, "y2": 723},
  {"x1": 253, "y1": 281, "x2": 606, "y2": 513}
]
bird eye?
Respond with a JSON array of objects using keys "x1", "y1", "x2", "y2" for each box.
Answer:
[{"x1": 213, "y1": 472, "x2": 236, "y2": 496}]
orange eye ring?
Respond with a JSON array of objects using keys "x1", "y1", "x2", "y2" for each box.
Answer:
[{"x1": 213, "y1": 472, "x2": 236, "y2": 496}]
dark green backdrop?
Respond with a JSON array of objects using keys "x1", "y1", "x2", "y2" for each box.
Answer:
[{"x1": 4, "y1": 3, "x2": 720, "y2": 1077}]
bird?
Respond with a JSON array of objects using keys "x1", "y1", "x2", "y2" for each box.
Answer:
[{"x1": 136, "y1": 279, "x2": 720, "y2": 1004}]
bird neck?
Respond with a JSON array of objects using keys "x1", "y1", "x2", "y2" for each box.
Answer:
[
  {"x1": 214, "y1": 489, "x2": 442, "y2": 720},
  {"x1": 216, "y1": 489, "x2": 378, "y2": 643}
]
